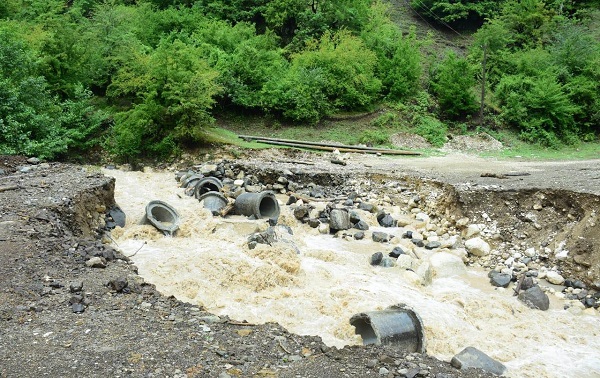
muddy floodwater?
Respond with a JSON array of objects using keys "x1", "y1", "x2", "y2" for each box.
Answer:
[{"x1": 104, "y1": 168, "x2": 600, "y2": 378}]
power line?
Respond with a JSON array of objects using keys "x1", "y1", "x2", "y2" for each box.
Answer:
[{"x1": 409, "y1": 0, "x2": 466, "y2": 39}]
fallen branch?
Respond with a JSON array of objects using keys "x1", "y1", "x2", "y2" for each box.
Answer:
[{"x1": 0, "y1": 185, "x2": 19, "y2": 192}]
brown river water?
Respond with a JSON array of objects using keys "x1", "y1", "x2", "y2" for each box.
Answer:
[{"x1": 104, "y1": 168, "x2": 600, "y2": 378}]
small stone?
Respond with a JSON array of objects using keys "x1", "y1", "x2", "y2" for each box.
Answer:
[
  {"x1": 293, "y1": 205, "x2": 310, "y2": 220},
  {"x1": 69, "y1": 282, "x2": 83, "y2": 293},
  {"x1": 489, "y1": 272, "x2": 512, "y2": 288},
  {"x1": 518, "y1": 286, "x2": 550, "y2": 310},
  {"x1": 358, "y1": 202, "x2": 375, "y2": 212},
  {"x1": 108, "y1": 277, "x2": 128, "y2": 292},
  {"x1": 378, "y1": 214, "x2": 396, "y2": 227},
  {"x1": 546, "y1": 271, "x2": 565, "y2": 285},
  {"x1": 85, "y1": 257, "x2": 107, "y2": 268},
  {"x1": 389, "y1": 247, "x2": 405, "y2": 258},
  {"x1": 27, "y1": 157, "x2": 41, "y2": 165},
  {"x1": 411, "y1": 239, "x2": 424, "y2": 248},
  {"x1": 451, "y1": 347, "x2": 506, "y2": 376},
  {"x1": 464, "y1": 237, "x2": 491, "y2": 257},
  {"x1": 72, "y1": 303, "x2": 85, "y2": 313},
  {"x1": 372, "y1": 232, "x2": 392, "y2": 243},
  {"x1": 370, "y1": 252, "x2": 384, "y2": 266},
  {"x1": 354, "y1": 231, "x2": 365, "y2": 240},
  {"x1": 380, "y1": 257, "x2": 396, "y2": 268},
  {"x1": 354, "y1": 220, "x2": 369, "y2": 231},
  {"x1": 367, "y1": 359, "x2": 377, "y2": 368},
  {"x1": 378, "y1": 367, "x2": 389, "y2": 376},
  {"x1": 425, "y1": 241, "x2": 441, "y2": 250}
]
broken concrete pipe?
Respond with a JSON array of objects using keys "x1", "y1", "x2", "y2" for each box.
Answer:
[
  {"x1": 198, "y1": 191, "x2": 228, "y2": 215},
  {"x1": 349, "y1": 304, "x2": 426, "y2": 353},
  {"x1": 142, "y1": 200, "x2": 181, "y2": 236},
  {"x1": 193, "y1": 177, "x2": 224, "y2": 199},
  {"x1": 234, "y1": 191, "x2": 280, "y2": 221}
]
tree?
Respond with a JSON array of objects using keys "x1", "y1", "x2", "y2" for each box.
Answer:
[
  {"x1": 431, "y1": 51, "x2": 478, "y2": 119},
  {"x1": 107, "y1": 37, "x2": 222, "y2": 159}
]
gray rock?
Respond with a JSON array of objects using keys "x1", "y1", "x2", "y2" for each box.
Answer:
[
  {"x1": 307, "y1": 218, "x2": 320, "y2": 228},
  {"x1": 358, "y1": 202, "x2": 375, "y2": 212},
  {"x1": 354, "y1": 220, "x2": 369, "y2": 231},
  {"x1": 370, "y1": 252, "x2": 384, "y2": 266},
  {"x1": 411, "y1": 239, "x2": 424, "y2": 248},
  {"x1": 329, "y1": 208, "x2": 352, "y2": 231},
  {"x1": 520, "y1": 276, "x2": 535, "y2": 291},
  {"x1": 389, "y1": 246, "x2": 405, "y2": 258},
  {"x1": 108, "y1": 277, "x2": 128, "y2": 292},
  {"x1": 349, "y1": 211, "x2": 362, "y2": 224},
  {"x1": 72, "y1": 303, "x2": 85, "y2": 313},
  {"x1": 372, "y1": 232, "x2": 392, "y2": 243},
  {"x1": 108, "y1": 206, "x2": 126, "y2": 228},
  {"x1": 380, "y1": 257, "x2": 396, "y2": 268},
  {"x1": 451, "y1": 346, "x2": 506, "y2": 376},
  {"x1": 27, "y1": 157, "x2": 41, "y2": 165},
  {"x1": 378, "y1": 214, "x2": 396, "y2": 227},
  {"x1": 69, "y1": 282, "x2": 83, "y2": 293},
  {"x1": 293, "y1": 205, "x2": 310, "y2": 220},
  {"x1": 518, "y1": 285, "x2": 550, "y2": 310},
  {"x1": 354, "y1": 231, "x2": 365, "y2": 240},
  {"x1": 425, "y1": 241, "x2": 441, "y2": 250},
  {"x1": 489, "y1": 272, "x2": 512, "y2": 288}
]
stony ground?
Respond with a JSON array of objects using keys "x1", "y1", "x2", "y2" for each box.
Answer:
[{"x1": 1, "y1": 147, "x2": 599, "y2": 378}]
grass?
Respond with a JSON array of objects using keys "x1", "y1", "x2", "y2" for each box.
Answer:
[
  {"x1": 212, "y1": 112, "x2": 600, "y2": 161},
  {"x1": 482, "y1": 129, "x2": 600, "y2": 160}
]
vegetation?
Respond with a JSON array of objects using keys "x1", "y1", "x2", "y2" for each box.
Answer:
[{"x1": 0, "y1": 0, "x2": 598, "y2": 161}]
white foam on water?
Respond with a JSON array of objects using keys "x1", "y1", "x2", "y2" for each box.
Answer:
[{"x1": 104, "y1": 168, "x2": 600, "y2": 378}]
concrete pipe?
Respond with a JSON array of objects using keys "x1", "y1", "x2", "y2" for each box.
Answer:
[
  {"x1": 198, "y1": 192, "x2": 228, "y2": 215},
  {"x1": 193, "y1": 177, "x2": 224, "y2": 199},
  {"x1": 143, "y1": 200, "x2": 181, "y2": 236},
  {"x1": 234, "y1": 191, "x2": 280, "y2": 221},
  {"x1": 349, "y1": 304, "x2": 426, "y2": 353}
]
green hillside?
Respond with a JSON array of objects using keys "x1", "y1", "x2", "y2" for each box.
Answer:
[{"x1": 0, "y1": 0, "x2": 598, "y2": 161}]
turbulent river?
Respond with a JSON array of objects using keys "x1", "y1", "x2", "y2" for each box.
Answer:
[{"x1": 104, "y1": 168, "x2": 600, "y2": 378}]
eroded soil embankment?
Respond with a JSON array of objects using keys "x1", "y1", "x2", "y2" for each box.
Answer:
[{"x1": 450, "y1": 186, "x2": 600, "y2": 289}]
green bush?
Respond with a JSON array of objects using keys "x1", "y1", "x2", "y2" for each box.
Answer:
[
  {"x1": 263, "y1": 30, "x2": 381, "y2": 122},
  {"x1": 359, "y1": 129, "x2": 389, "y2": 146},
  {"x1": 361, "y1": 2, "x2": 422, "y2": 100},
  {"x1": 107, "y1": 37, "x2": 222, "y2": 160},
  {"x1": 415, "y1": 116, "x2": 447, "y2": 147},
  {"x1": 431, "y1": 51, "x2": 478, "y2": 119},
  {"x1": 495, "y1": 73, "x2": 580, "y2": 146}
]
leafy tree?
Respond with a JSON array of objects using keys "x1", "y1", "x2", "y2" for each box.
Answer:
[
  {"x1": 0, "y1": 26, "x2": 105, "y2": 158},
  {"x1": 431, "y1": 51, "x2": 478, "y2": 119},
  {"x1": 361, "y1": 1, "x2": 422, "y2": 100},
  {"x1": 107, "y1": 37, "x2": 221, "y2": 160},
  {"x1": 496, "y1": 73, "x2": 579, "y2": 146}
]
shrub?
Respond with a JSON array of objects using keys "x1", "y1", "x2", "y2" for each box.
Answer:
[
  {"x1": 415, "y1": 116, "x2": 447, "y2": 147},
  {"x1": 431, "y1": 51, "x2": 478, "y2": 119}
]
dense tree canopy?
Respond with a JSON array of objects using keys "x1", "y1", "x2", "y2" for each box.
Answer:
[{"x1": 0, "y1": 0, "x2": 598, "y2": 159}]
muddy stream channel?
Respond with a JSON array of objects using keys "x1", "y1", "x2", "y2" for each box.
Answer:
[{"x1": 102, "y1": 167, "x2": 600, "y2": 378}]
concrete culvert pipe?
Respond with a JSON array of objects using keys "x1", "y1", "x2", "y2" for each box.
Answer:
[
  {"x1": 143, "y1": 200, "x2": 181, "y2": 236},
  {"x1": 193, "y1": 177, "x2": 223, "y2": 199},
  {"x1": 349, "y1": 304, "x2": 426, "y2": 353},
  {"x1": 198, "y1": 192, "x2": 228, "y2": 215},
  {"x1": 234, "y1": 191, "x2": 280, "y2": 221}
]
